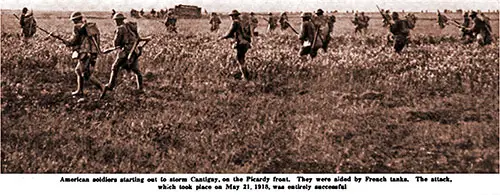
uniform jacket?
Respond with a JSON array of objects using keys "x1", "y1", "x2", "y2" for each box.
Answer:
[
  {"x1": 299, "y1": 20, "x2": 316, "y2": 46},
  {"x1": 390, "y1": 19, "x2": 410, "y2": 37},
  {"x1": 67, "y1": 22, "x2": 100, "y2": 54},
  {"x1": 222, "y1": 19, "x2": 251, "y2": 45},
  {"x1": 114, "y1": 22, "x2": 139, "y2": 58}
]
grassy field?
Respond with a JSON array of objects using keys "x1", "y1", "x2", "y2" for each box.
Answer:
[{"x1": 1, "y1": 10, "x2": 499, "y2": 173}]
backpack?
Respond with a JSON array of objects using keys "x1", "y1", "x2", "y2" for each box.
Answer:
[{"x1": 83, "y1": 22, "x2": 101, "y2": 53}]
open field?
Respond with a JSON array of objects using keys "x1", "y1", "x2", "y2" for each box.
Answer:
[{"x1": 1, "y1": 11, "x2": 499, "y2": 173}]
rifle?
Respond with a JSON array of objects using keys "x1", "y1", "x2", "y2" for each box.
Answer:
[
  {"x1": 376, "y1": 5, "x2": 392, "y2": 26},
  {"x1": 13, "y1": 13, "x2": 67, "y2": 43},
  {"x1": 311, "y1": 25, "x2": 320, "y2": 49},
  {"x1": 127, "y1": 36, "x2": 153, "y2": 61},
  {"x1": 285, "y1": 21, "x2": 299, "y2": 35}
]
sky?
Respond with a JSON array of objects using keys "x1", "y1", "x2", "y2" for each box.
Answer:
[{"x1": 1, "y1": 0, "x2": 499, "y2": 12}]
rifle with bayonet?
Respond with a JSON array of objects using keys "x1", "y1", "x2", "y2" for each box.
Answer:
[{"x1": 376, "y1": 5, "x2": 393, "y2": 27}]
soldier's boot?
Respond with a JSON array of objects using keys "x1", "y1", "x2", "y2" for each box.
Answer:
[
  {"x1": 239, "y1": 65, "x2": 250, "y2": 80},
  {"x1": 100, "y1": 71, "x2": 118, "y2": 99},
  {"x1": 134, "y1": 71, "x2": 144, "y2": 91},
  {"x1": 72, "y1": 75, "x2": 84, "y2": 96}
]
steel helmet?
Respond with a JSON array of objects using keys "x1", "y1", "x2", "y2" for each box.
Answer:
[
  {"x1": 112, "y1": 13, "x2": 126, "y2": 20},
  {"x1": 70, "y1": 11, "x2": 83, "y2": 20}
]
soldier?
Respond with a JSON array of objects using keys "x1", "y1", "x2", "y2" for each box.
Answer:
[
  {"x1": 266, "y1": 13, "x2": 278, "y2": 33},
  {"x1": 461, "y1": 12, "x2": 473, "y2": 40},
  {"x1": 354, "y1": 12, "x2": 370, "y2": 34},
  {"x1": 100, "y1": 13, "x2": 144, "y2": 99},
  {"x1": 140, "y1": 9, "x2": 145, "y2": 17},
  {"x1": 53, "y1": 12, "x2": 104, "y2": 96},
  {"x1": 151, "y1": 9, "x2": 157, "y2": 18},
  {"x1": 111, "y1": 9, "x2": 116, "y2": 18},
  {"x1": 298, "y1": 12, "x2": 319, "y2": 59},
  {"x1": 437, "y1": 10, "x2": 448, "y2": 29},
  {"x1": 209, "y1": 12, "x2": 222, "y2": 32},
  {"x1": 160, "y1": 9, "x2": 166, "y2": 18},
  {"x1": 164, "y1": 12, "x2": 178, "y2": 33},
  {"x1": 313, "y1": 9, "x2": 331, "y2": 52},
  {"x1": 279, "y1": 12, "x2": 289, "y2": 31},
  {"x1": 19, "y1": 7, "x2": 37, "y2": 38},
  {"x1": 250, "y1": 12, "x2": 259, "y2": 36},
  {"x1": 462, "y1": 11, "x2": 492, "y2": 46},
  {"x1": 389, "y1": 12, "x2": 412, "y2": 53},
  {"x1": 383, "y1": 10, "x2": 392, "y2": 27},
  {"x1": 218, "y1": 10, "x2": 252, "y2": 80}
]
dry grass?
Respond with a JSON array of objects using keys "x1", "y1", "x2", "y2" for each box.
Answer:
[{"x1": 1, "y1": 11, "x2": 499, "y2": 173}]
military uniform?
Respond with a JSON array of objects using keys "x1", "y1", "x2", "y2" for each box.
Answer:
[
  {"x1": 220, "y1": 10, "x2": 252, "y2": 79},
  {"x1": 267, "y1": 13, "x2": 278, "y2": 32},
  {"x1": 101, "y1": 13, "x2": 143, "y2": 98},
  {"x1": 389, "y1": 12, "x2": 411, "y2": 53},
  {"x1": 463, "y1": 12, "x2": 492, "y2": 46},
  {"x1": 64, "y1": 12, "x2": 104, "y2": 96},
  {"x1": 383, "y1": 11, "x2": 392, "y2": 27},
  {"x1": 209, "y1": 13, "x2": 222, "y2": 32},
  {"x1": 437, "y1": 12, "x2": 448, "y2": 29},
  {"x1": 250, "y1": 13, "x2": 259, "y2": 36},
  {"x1": 20, "y1": 8, "x2": 37, "y2": 38},
  {"x1": 354, "y1": 12, "x2": 370, "y2": 34},
  {"x1": 313, "y1": 9, "x2": 331, "y2": 51},
  {"x1": 279, "y1": 13, "x2": 289, "y2": 31},
  {"x1": 165, "y1": 13, "x2": 178, "y2": 33},
  {"x1": 299, "y1": 12, "x2": 319, "y2": 58},
  {"x1": 461, "y1": 13, "x2": 473, "y2": 40}
]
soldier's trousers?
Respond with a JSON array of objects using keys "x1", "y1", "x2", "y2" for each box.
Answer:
[
  {"x1": 74, "y1": 53, "x2": 103, "y2": 93},
  {"x1": 299, "y1": 46, "x2": 319, "y2": 58},
  {"x1": 234, "y1": 43, "x2": 250, "y2": 65},
  {"x1": 106, "y1": 52, "x2": 143, "y2": 90},
  {"x1": 210, "y1": 24, "x2": 219, "y2": 32},
  {"x1": 393, "y1": 35, "x2": 408, "y2": 53}
]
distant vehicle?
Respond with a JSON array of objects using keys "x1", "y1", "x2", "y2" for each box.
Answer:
[{"x1": 173, "y1": 4, "x2": 202, "y2": 18}]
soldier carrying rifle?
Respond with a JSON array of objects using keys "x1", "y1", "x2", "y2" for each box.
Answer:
[
  {"x1": 101, "y1": 13, "x2": 150, "y2": 99},
  {"x1": 250, "y1": 12, "x2": 259, "y2": 36},
  {"x1": 218, "y1": 10, "x2": 252, "y2": 80},
  {"x1": 19, "y1": 7, "x2": 37, "y2": 38},
  {"x1": 437, "y1": 10, "x2": 448, "y2": 29},
  {"x1": 266, "y1": 13, "x2": 278, "y2": 33},
  {"x1": 164, "y1": 12, "x2": 178, "y2": 33},
  {"x1": 298, "y1": 12, "x2": 320, "y2": 59},
  {"x1": 209, "y1": 12, "x2": 222, "y2": 32},
  {"x1": 49, "y1": 12, "x2": 104, "y2": 97},
  {"x1": 313, "y1": 9, "x2": 334, "y2": 52},
  {"x1": 353, "y1": 12, "x2": 370, "y2": 34},
  {"x1": 279, "y1": 12, "x2": 289, "y2": 31},
  {"x1": 462, "y1": 11, "x2": 492, "y2": 46}
]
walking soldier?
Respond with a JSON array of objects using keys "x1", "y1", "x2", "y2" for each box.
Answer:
[
  {"x1": 279, "y1": 12, "x2": 289, "y2": 31},
  {"x1": 209, "y1": 12, "x2": 222, "y2": 32},
  {"x1": 437, "y1": 10, "x2": 448, "y2": 29},
  {"x1": 299, "y1": 12, "x2": 320, "y2": 59},
  {"x1": 267, "y1": 12, "x2": 278, "y2": 33},
  {"x1": 462, "y1": 11, "x2": 492, "y2": 46},
  {"x1": 100, "y1": 13, "x2": 145, "y2": 99},
  {"x1": 250, "y1": 12, "x2": 259, "y2": 36},
  {"x1": 313, "y1": 9, "x2": 332, "y2": 52},
  {"x1": 20, "y1": 7, "x2": 37, "y2": 38},
  {"x1": 219, "y1": 10, "x2": 252, "y2": 80},
  {"x1": 53, "y1": 12, "x2": 104, "y2": 96},
  {"x1": 389, "y1": 12, "x2": 413, "y2": 53},
  {"x1": 164, "y1": 12, "x2": 178, "y2": 33}
]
